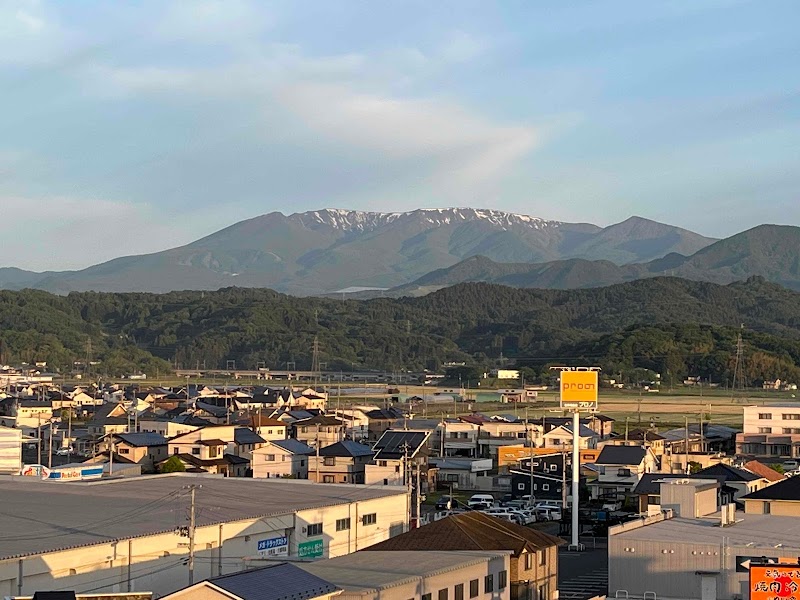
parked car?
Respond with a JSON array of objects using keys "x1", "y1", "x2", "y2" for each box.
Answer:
[
  {"x1": 499, "y1": 493, "x2": 515, "y2": 506},
  {"x1": 436, "y1": 495, "x2": 456, "y2": 510},
  {"x1": 535, "y1": 505, "x2": 563, "y2": 521},
  {"x1": 602, "y1": 501, "x2": 622, "y2": 511},
  {"x1": 516, "y1": 508, "x2": 537, "y2": 524},
  {"x1": 55, "y1": 447, "x2": 73, "y2": 456},
  {"x1": 467, "y1": 494, "x2": 495, "y2": 510}
]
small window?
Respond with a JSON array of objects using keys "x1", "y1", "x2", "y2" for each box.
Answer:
[
  {"x1": 550, "y1": 464, "x2": 557, "y2": 471},
  {"x1": 540, "y1": 550, "x2": 546, "y2": 566},
  {"x1": 265, "y1": 454, "x2": 276, "y2": 462},
  {"x1": 362, "y1": 513, "x2": 377, "y2": 526},
  {"x1": 469, "y1": 580, "x2": 479, "y2": 598},
  {"x1": 268, "y1": 429, "x2": 273, "y2": 434},
  {"x1": 525, "y1": 552, "x2": 533, "y2": 570},
  {"x1": 439, "y1": 589, "x2": 448, "y2": 600},
  {"x1": 307, "y1": 523, "x2": 323, "y2": 536},
  {"x1": 543, "y1": 484, "x2": 550, "y2": 491},
  {"x1": 455, "y1": 583, "x2": 464, "y2": 600},
  {"x1": 300, "y1": 460, "x2": 305, "y2": 467},
  {"x1": 191, "y1": 447, "x2": 200, "y2": 455},
  {"x1": 517, "y1": 483, "x2": 525, "y2": 490},
  {"x1": 532, "y1": 484, "x2": 537, "y2": 491},
  {"x1": 118, "y1": 448, "x2": 130, "y2": 454},
  {"x1": 324, "y1": 456, "x2": 336, "y2": 466},
  {"x1": 484, "y1": 575, "x2": 494, "y2": 594},
  {"x1": 336, "y1": 518, "x2": 351, "y2": 531},
  {"x1": 173, "y1": 448, "x2": 179, "y2": 455},
  {"x1": 423, "y1": 595, "x2": 432, "y2": 600},
  {"x1": 499, "y1": 571, "x2": 507, "y2": 590},
  {"x1": 759, "y1": 413, "x2": 773, "y2": 420},
  {"x1": 323, "y1": 475, "x2": 335, "y2": 483},
  {"x1": 758, "y1": 427, "x2": 773, "y2": 434}
]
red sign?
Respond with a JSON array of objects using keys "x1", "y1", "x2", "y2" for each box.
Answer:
[{"x1": 751, "y1": 564, "x2": 800, "y2": 600}]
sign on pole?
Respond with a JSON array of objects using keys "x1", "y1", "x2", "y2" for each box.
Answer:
[
  {"x1": 750, "y1": 563, "x2": 800, "y2": 600},
  {"x1": 559, "y1": 369, "x2": 599, "y2": 410}
]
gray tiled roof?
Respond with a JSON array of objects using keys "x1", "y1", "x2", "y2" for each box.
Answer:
[
  {"x1": 114, "y1": 432, "x2": 168, "y2": 447},
  {"x1": 209, "y1": 562, "x2": 339, "y2": 600},
  {"x1": 272, "y1": 438, "x2": 314, "y2": 455}
]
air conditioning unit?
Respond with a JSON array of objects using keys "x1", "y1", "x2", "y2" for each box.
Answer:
[{"x1": 301, "y1": 526, "x2": 307, "y2": 533}]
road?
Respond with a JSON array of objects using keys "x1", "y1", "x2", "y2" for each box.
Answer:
[{"x1": 558, "y1": 537, "x2": 608, "y2": 600}]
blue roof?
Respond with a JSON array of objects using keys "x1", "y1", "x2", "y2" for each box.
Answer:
[
  {"x1": 209, "y1": 562, "x2": 338, "y2": 600},
  {"x1": 234, "y1": 428, "x2": 265, "y2": 445},
  {"x1": 114, "y1": 432, "x2": 168, "y2": 447},
  {"x1": 271, "y1": 438, "x2": 314, "y2": 455},
  {"x1": 318, "y1": 440, "x2": 374, "y2": 458}
]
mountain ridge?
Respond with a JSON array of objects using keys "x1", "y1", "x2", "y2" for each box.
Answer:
[{"x1": 0, "y1": 207, "x2": 716, "y2": 295}]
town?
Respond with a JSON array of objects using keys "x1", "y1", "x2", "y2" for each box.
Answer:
[{"x1": 1, "y1": 363, "x2": 799, "y2": 600}]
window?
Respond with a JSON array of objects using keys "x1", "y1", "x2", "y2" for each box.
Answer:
[
  {"x1": 307, "y1": 523, "x2": 323, "y2": 536},
  {"x1": 499, "y1": 571, "x2": 507, "y2": 590},
  {"x1": 532, "y1": 484, "x2": 537, "y2": 491},
  {"x1": 484, "y1": 575, "x2": 494, "y2": 593},
  {"x1": 446, "y1": 474, "x2": 459, "y2": 482},
  {"x1": 758, "y1": 427, "x2": 773, "y2": 434},
  {"x1": 118, "y1": 448, "x2": 130, "y2": 454},
  {"x1": 618, "y1": 468, "x2": 632, "y2": 477},
  {"x1": 784, "y1": 428, "x2": 795, "y2": 434},
  {"x1": 763, "y1": 502, "x2": 771, "y2": 515},
  {"x1": 783, "y1": 414, "x2": 800, "y2": 420},
  {"x1": 469, "y1": 580, "x2": 479, "y2": 598},
  {"x1": 518, "y1": 483, "x2": 525, "y2": 490},
  {"x1": 362, "y1": 513, "x2": 377, "y2": 525},
  {"x1": 336, "y1": 518, "x2": 351, "y2": 531},
  {"x1": 759, "y1": 413, "x2": 773, "y2": 419},
  {"x1": 538, "y1": 584, "x2": 548, "y2": 600},
  {"x1": 550, "y1": 464, "x2": 557, "y2": 471},
  {"x1": 323, "y1": 475, "x2": 335, "y2": 483},
  {"x1": 542, "y1": 484, "x2": 550, "y2": 491},
  {"x1": 439, "y1": 589, "x2": 448, "y2": 600},
  {"x1": 323, "y1": 457, "x2": 336, "y2": 466},
  {"x1": 525, "y1": 552, "x2": 533, "y2": 570},
  {"x1": 268, "y1": 429, "x2": 273, "y2": 434},
  {"x1": 540, "y1": 550, "x2": 546, "y2": 566},
  {"x1": 301, "y1": 427, "x2": 308, "y2": 433},
  {"x1": 264, "y1": 453, "x2": 275, "y2": 462},
  {"x1": 455, "y1": 583, "x2": 464, "y2": 600},
  {"x1": 423, "y1": 594, "x2": 432, "y2": 600},
  {"x1": 282, "y1": 455, "x2": 287, "y2": 462},
  {"x1": 191, "y1": 447, "x2": 200, "y2": 455},
  {"x1": 173, "y1": 448, "x2": 179, "y2": 455},
  {"x1": 300, "y1": 460, "x2": 305, "y2": 467}
]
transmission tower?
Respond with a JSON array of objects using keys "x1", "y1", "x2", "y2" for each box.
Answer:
[{"x1": 731, "y1": 325, "x2": 746, "y2": 401}]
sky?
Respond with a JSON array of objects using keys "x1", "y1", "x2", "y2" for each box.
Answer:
[{"x1": 1, "y1": 0, "x2": 798, "y2": 270}]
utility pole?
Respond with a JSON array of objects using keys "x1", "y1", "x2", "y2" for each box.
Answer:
[
  {"x1": 181, "y1": 484, "x2": 201, "y2": 585},
  {"x1": 561, "y1": 448, "x2": 568, "y2": 509},
  {"x1": 48, "y1": 420, "x2": 54, "y2": 469},
  {"x1": 415, "y1": 463, "x2": 421, "y2": 529},
  {"x1": 528, "y1": 424, "x2": 534, "y2": 506},
  {"x1": 315, "y1": 425, "x2": 320, "y2": 483},
  {"x1": 37, "y1": 413, "x2": 42, "y2": 465},
  {"x1": 684, "y1": 415, "x2": 690, "y2": 475}
]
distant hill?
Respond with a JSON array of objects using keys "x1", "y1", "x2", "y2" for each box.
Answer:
[
  {"x1": 395, "y1": 225, "x2": 800, "y2": 295},
  {"x1": 0, "y1": 209, "x2": 714, "y2": 295},
  {"x1": 2, "y1": 277, "x2": 800, "y2": 384}
]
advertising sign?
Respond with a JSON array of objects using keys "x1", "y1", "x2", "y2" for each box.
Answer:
[
  {"x1": 298, "y1": 539, "x2": 324, "y2": 559},
  {"x1": 45, "y1": 466, "x2": 104, "y2": 481},
  {"x1": 257, "y1": 535, "x2": 289, "y2": 557},
  {"x1": 750, "y1": 563, "x2": 800, "y2": 600},
  {"x1": 21, "y1": 464, "x2": 50, "y2": 478},
  {"x1": 560, "y1": 370, "x2": 598, "y2": 409}
]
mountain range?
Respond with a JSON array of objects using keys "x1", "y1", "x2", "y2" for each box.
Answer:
[
  {"x1": 392, "y1": 224, "x2": 800, "y2": 295},
  {"x1": 0, "y1": 208, "x2": 717, "y2": 295}
]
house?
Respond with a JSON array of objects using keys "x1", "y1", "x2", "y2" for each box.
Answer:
[
  {"x1": 161, "y1": 451, "x2": 250, "y2": 476},
  {"x1": 232, "y1": 427, "x2": 266, "y2": 460},
  {"x1": 741, "y1": 474, "x2": 800, "y2": 515},
  {"x1": 742, "y1": 460, "x2": 786, "y2": 483},
  {"x1": 588, "y1": 445, "x2": 657, "y2": 502},
  {"x1": 364, "y1": 511, "x2": 563, "y2": 600},
  {"x1": 309, "y1": 440, "x2": 374, "y2": 484},
  {"x1": 137, "y1": 415, "x2": 201, "y2": 438},
  {"x1": 293, "y1": 415, "x2": 345, "y2": 448},
  {"x1": 248, "y1": 414, "x2": 288, "y2": 440},
  {"x1": 510, "y1": 470, "x2": 569, "y2": 505},
  {"x1": 630, "y1": 473, "x2": 689, "y2": 513},
  {"x1": 542, "y1": 424, "x2": 598, "y2": 450},
  {"x1": 252, "y1": 438, "x2": 314, "y2": 479},
  {"x1": 609, "y1": 428, "x2": 666, "y2": 457},
  {"x1": 366, "y1": 429, "x2": 431, "y2": 487},
  {"x1": 161, "y1": 561, "x2": 341, "y2": 600},
  {"x1": 104, "y1": 432, "x2": 168, "y2": 472},
  {"x1": 692, "y1": 463, "x2": 771, "y2": 502},
  {"x1": 429, "y1": 457, "x2": 494, "y2": 490}
]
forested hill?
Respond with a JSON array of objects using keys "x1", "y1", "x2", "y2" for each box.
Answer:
[{"x1": 2, "y1": 276, "x2": 800, "y2": 384}]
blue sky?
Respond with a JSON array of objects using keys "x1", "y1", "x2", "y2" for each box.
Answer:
[{"x1": 1, "y1": 0, "x2": 798, "y2": 270}]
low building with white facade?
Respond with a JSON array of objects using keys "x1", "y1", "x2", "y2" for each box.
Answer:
[{"x1": 0, "y1": 474, "x2": 409, "y2": 598}]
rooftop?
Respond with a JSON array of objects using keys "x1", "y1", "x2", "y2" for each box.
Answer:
[
  {"x1": 299, "y1": 551, "x2": 510, "y2": 594},
  {"x1": 0, "y1": 475, "x2": 407, "y2": 560},
  {"x1": 113, "y1": 432, "x2": 168, "y2": 447},
  {"x1": 205, "y1": 562, "x2": 339, "y2": 600},
  {"x1": 363, "y1": 511, "x2": 563, "y2": 556},
  {"x1": 741, "y1": 475, "x2": 800, "y2": 501},
  {"x1": 611, "y1": 512, "x2": 800, "y2": 550},
  {"x1": 318, "y1": 440, "x2": 374, "y2": 458},
  {"x1": 595, "y1": 445, "x2": 646, "y2": 466}
]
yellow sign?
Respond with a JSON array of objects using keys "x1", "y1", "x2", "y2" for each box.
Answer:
[
  {"x1": 750, "y1": 564, "x2": 800, "y2": 600},
  {"x1": 560, "y1": 370, "x2": 598, "y2": 408}
]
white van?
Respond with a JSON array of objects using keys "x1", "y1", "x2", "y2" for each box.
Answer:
[{"x1": 468, "y1": 494, "x2": 495, "y2": 510}]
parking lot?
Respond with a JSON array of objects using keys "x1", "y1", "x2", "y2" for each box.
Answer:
[{"x1": 558, "y1": 539, "x2": 608, "y2": 600}]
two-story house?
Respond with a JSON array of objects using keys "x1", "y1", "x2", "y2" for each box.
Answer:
[
  {"x1": 588, "y1": 445, "x2": 657, "y2": 502},
  {"x1": 252, "y1": 438, "x2": 314, "y2": 479},
  {"x1": 105, "y1": 432, "x2": 168, "y2": 472},
  {"x1": 308, "y1": 440, "x2": 374, "y2": 483},
  {"x1": 293, "y1": 415, "x2": 345, "y2": 448},
  {"x1": 248, "y1": 415, "x2": 288, "y2": 440},
  {"x1": 736, "y1": 403, "x2": 800, "y2": 460}
]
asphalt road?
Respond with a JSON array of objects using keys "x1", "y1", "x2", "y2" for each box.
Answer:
[{"x1": 558, "y1": 537, "x2": 608, "y2": 600}]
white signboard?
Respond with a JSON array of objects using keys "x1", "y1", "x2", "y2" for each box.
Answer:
[{"x1": 257, "y1": 535, "x2": 289, "y2": 557}]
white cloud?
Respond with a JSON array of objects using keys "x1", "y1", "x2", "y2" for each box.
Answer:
[
  {"x1": 438, "y1": 30, "x2": 487, "y2": 63},
  {"x1": 152, "y1": 0, "x2": 272, "y2": 43},
  {"x1": 275, "y1": 83, "x2": 537, "y2": 190},
  {"x1": 0, "y1": 1, "x2": 75, "y2": 66}
]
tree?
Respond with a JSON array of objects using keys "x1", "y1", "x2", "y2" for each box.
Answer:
[
  {"x1": 688, "y1": 461, "x2": 703, "y2": 474},
  {"x1": 159, "y1": 455, "x2": 186, "y2": 473},
  {"x1": 769, "y1": 463, "x2": 786, "y2": 474}
]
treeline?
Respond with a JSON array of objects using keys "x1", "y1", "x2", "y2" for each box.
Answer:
[{"x1": 1, "y1": 276, "x2": 800, "y2": 383}]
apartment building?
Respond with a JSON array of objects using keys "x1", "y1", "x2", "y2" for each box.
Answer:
[{"x1": 736, "y1": 403, "x2": 800, "y2": 459}]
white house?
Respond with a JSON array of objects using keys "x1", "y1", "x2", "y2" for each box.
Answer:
[{"x1": 252, "y1": 438, "x2": 314, "y2": 479}]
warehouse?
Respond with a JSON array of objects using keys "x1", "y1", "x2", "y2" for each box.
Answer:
[{"x1": 0, "y1": 474, "x2": 409, "y2": 597}]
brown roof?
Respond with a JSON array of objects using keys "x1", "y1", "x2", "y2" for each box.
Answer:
[
  {"x1": 362, "y1": 511, "x2": 563, "y2": 556},
  {"x1": 251, "y1": 415, "x2": 287, "y2": 427},
  {"x1": 744, "y1": 460, "x2": 786, "y2": 483},
  {"x1": 199, "y1": 439, "x2": 227, "y2": 446}
]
